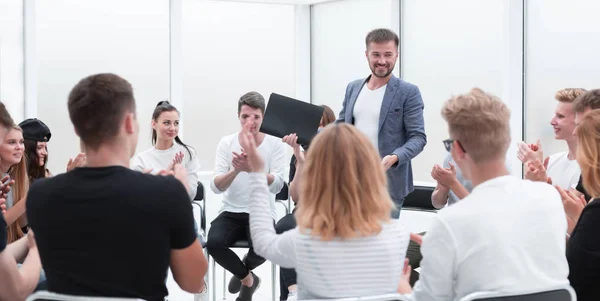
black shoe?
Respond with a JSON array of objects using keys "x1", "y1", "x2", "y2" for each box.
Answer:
[
  {"x1": 228, "y1": 254, "x2": 249, "y2": 293},
  {"x1": 236, "y1": 273, "x2": 260, "y2": 301}
]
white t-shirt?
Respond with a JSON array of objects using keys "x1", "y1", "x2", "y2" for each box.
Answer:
[
  {"x1": 546, "y1": 151, "x2": 580, "y2": 190},
  {"x1": 408, "y1": 176, "x2": 569, "y2": 301},
  {"x1": 210, "y1": 133, "x2": 286, "y2": 220},
  {"x1": 353, "y1": 83, "x2": 387, "y2": 150},
  {"x1": 131, "y1": 143, "x2": 201, "y2": 200}
]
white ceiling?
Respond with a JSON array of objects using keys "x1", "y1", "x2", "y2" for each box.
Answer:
[{"x1": 215, "y1": 0, "x2": 343, "y2": 5}]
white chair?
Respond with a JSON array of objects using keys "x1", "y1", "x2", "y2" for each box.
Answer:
[
  {"x1": 459, "y1": 284, "x2": 577, "y2": 301},
  {"x1": 302, "y1": 293, "x2": 410, "y2": 301},
  {"x1": 26, "y1": 291, "x2": 144, "y2": 301}
]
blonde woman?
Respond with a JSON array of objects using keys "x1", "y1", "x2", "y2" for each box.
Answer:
[
  {"x1": 561, "y1": 108, "x2": 600, "y2": 301},
  {"x1": 1, "y1": 126, "x2": 29, "y2": 243},
  {"x1": 243, "y1": 122, "x2": 409, "y2": 299}
]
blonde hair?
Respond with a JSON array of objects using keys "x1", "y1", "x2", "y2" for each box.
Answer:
[
  {"x1": 296, "y1": 123, "x2": 394, "y2": 240},
  {"x1": 442, "y1": 88, "x2": 511, "y2": 163},
  {"x1": 6, "y1": 126, "x2": 29, "y2": 243},
  {"x1": 555, "y1": 88, "x2": 587, "y2": 103},
  {"x1": 576, "y1": 109, "x2": 600, "y2": 198}
]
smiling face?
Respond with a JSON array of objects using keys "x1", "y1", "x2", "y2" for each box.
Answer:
[
  {"x1": 36, "y1": 141, "x2": 48, "y2": 166},
  {"x1": 238, "y1": 105, "x2": 263, "y2": 135},
  {"x1": 550, "y1": 101, "x2": 576, "y2": 140},
  {"x1": 366, "y1": 41, "x2": 398, "y2": 79},
  {"x1": 152, "y1": 110, "x2": 179, "y2": 141},
  {"x1": 0, "y1": 129, "x2": 24, "y2": 166}
]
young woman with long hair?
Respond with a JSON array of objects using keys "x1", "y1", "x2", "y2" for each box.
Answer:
[
  {"x1": 131, "y1": 101, "x2": 200, "y2": 200},
  {"x1": 0, "y1": 126, "x2": 30, "y2": 243},
  {"x1": 245, "y1": 122, "x2": 409, "y2": 299}
]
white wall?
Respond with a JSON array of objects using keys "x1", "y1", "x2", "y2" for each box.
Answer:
[
  {"x1": 0, "y1": 0, "x2": 24, "y2": 120},
  {"x1": 402, "y1": 0, "x2": 510, "y2": 182},
  {"x1": 311, "y1": 0, "x2": 399, "y2": 115},
  {"x1": 35, "y1": 0, "x2": 170, "y2": 175},
  {"x1": 525, "y1": 0, "x2": 600, "y2": 156},
  {"x1": 182, "y1": 0, "x2": 295, "y2": 172}
]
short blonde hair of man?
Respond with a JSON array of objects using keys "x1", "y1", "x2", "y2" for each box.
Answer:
[
  {"x1": 442, "y1": 88, "x2": 511, "y2": 163},
  {"x1": 555, "y1": 88, "x2": 587, "y2": 103},
  {"x1": 296, "y1": 123, "x2": 394, "y2": 240},
  {"x1": 576, "y1": 109, "x2": 600, "y2": 198}
]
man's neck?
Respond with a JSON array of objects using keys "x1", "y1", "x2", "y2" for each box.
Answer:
[
  {"x1": 566, "y1": 138, "x2": 578, "y2": 160},
  {"x1": 367, "y1": 74, "x2": 391, "y2": 90},
  {"x1": 85, "y1": 144, "x2": 131, "y2": 168},
  {"x1": 155, "y1": 138, "x2": 174, "y2": 151},
  {"x1": 468, "y1": 160, "x2": 510, "y2": 187}
]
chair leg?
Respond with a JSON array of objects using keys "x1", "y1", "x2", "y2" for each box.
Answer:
[
  {"x1": 212, "y1": 258, "x2": 217, "y2": 301},
  {"x1": 271, "y1": 263, "x2": 277, "y2": 301},
  {"x1": 222, "y1": 267, "x2": 227, "y2": 300}
]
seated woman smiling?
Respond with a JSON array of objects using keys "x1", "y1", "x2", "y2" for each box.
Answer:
[{"x1": 243, "y1": 122, "x2": 409, "y2": 300}]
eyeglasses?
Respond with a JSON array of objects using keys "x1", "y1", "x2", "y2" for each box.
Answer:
[{"x1": 443, "y1": 139, "x2": 466, "y2": 153}]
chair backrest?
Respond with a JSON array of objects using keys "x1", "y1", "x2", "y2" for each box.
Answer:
[
  {"x1": 302, "y1": 293, "x2": 409, "y2": 301},
  {"x1": 26, "y1": 291, "x2": 145, "y2": 301},
  {"x1": 459, "y1": 285, "x2": 576, "y2": 301},
  {"x1": 402, "y1": 185, "x2": 436, "y2": 211},
  {"x1": 276, "y1": 182, "x2": 289, "y2": 200},
  {"x1": 194, "y1": 181, "x2": 204, "y2": 201}
]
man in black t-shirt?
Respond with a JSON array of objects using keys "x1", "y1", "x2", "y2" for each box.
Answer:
[{"x1": 26, "y1": 73, "x2": 207, "y2": 301}]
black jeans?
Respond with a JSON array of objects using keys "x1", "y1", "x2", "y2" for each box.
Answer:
[
  {"x1": 406, "y1": 231, "x2": 425, "y2": 286},
  {"x1": 206, "y1": 212, "x2": 267, "y2": 279},
  {"x1": 274, "y1": 213, "x2": 297, "y2": 300}
]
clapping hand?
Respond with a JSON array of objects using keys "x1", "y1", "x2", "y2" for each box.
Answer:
[
  {"x1": 517, "y1": 140, "x2": 543, "y2": 164},
  {"x1": 166, "y1": 151, "x2": 184, "y2": 171},
  {"x1": 238, "y1": 121, "x2": 264, "y2": 172},
  {"x1": 67, "y1": 153, "x2": 87, "y2": 172}
]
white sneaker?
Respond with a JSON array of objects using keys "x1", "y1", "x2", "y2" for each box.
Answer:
[
  {"x1": 194, "y1": 281, "x2": 208, "y2": 301},
  {"x1": 287, "y1": 291, "x2": 298, "y2": 301}
]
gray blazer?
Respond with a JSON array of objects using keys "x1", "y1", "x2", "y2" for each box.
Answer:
[{"x1": 337, "y1": 75, "x2": 426, "y2": 205}]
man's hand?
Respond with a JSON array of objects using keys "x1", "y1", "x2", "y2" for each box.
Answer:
[
  {"x1": 27, "y1": 230, "x2": 37, "y2": 250},
  {"x1": 431, "y1": 163, "x2": 458, "y2": 188},
  {"x1": 0, "y1": 198, "x2": 5, "y2": 214},
  {"x1": 239, "y1": 122, "x2": 265, "y2": 172},
  {"x1": 410, "y1": 233, "x2": 423, "y2": 246},
  {"x1": 0, "y1": 174, "x2": 13, "y2": 199},
  {"x1": 517, "y1": 140, "x2": 543, "y2": 164},
  {"x1": 232, "y1": 151, "x2": 251, "y2": 172},
  {"x1": 283, "y1": 133, "x2": 305, "y2": 166},
  {"x1": 524, "y1": 157, "x2": 551, "y2": 183},
  {"x1": 67, "y1": 153, "x2": 87, "y2": 172},
  {"x1": 381, "y1": 154, "x2": 398, "y2": 171}
]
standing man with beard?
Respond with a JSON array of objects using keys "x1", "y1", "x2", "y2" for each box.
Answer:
[{"x1": 337, "y1": 28, "x2": 426, "y2": 218}]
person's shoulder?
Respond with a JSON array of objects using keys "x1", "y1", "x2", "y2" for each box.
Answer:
[
  {"x1": 396, "y1": 77, "x2": 419, "y2": 91},
  {"x1": 29, "y1": 173, "x2": 66, "y2": 193},
  {"x1": 218, "y1": 133, "x2": 237, "y2": 146},
  {"x1": 548, "y1": 151, "x2": 568, "y2": 162}
]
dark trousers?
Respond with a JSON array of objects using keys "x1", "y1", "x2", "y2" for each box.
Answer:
[
  {"x1": 406, "y1": 231, "x2": 425, "y2": 286},
  {"x1": 206, "y1": 212, "x2": 266, "y2": 279},
  {"x1": 274, "y1": 213, "x2": 297, "y2": 300}
]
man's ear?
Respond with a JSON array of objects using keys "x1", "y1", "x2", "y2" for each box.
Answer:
[
  {"x1": 124, "y1": 113, "x2": 135, "y2": 134},
  {"x1": 453, "y1": 141, "x2": 467, "y2": 160}
]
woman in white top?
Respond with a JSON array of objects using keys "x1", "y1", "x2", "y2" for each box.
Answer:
[
  {"x1": 241, "y1": 122, "x2": 409, "y2": 300},
  {"x1": 131, "y1": 101, "x2": 200, "y2": 200}
]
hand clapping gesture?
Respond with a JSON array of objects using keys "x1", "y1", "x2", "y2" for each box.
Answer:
[
  {"x1": 166, "y1": 151, "x2": 184, "y2": 171},
  {"x1": 67, "y1": 153, "x2": 87, "y2": 172},
  {"x1": 238, "y1": 121, "x2": 264, "y2": 173},
  {"x1": 517, "y1": 140, "x2": 544, "y2": 164},
  {"x1": 431, "y1": 162, "x2": 458, "y2": 188}
]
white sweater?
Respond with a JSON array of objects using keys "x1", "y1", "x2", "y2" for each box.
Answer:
[
  {"x1": 131, "y1": 143, "x2": 201, "y2": 200},
  {"x1": 408, "y1": 176, "x2": 570, "y2": 301},
  {"x1": 210, "y1": 133, "x2": 286, "y2": 220},
  {"x1": 248, "y1": 173, "x2": 409, "y2": 300}
]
